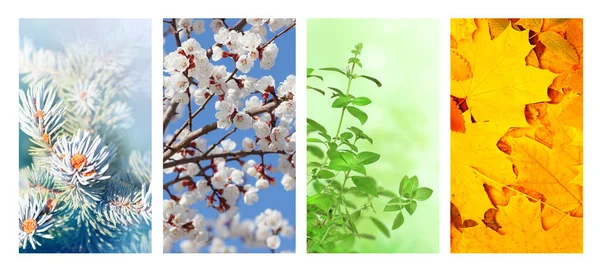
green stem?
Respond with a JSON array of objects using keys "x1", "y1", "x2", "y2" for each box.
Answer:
[
  {"x1": 333, "y1": 56, "x2": 358, "y2": 142},
  {"x1": 311, "y1": 55, "x2": 359, "y2": 184}
]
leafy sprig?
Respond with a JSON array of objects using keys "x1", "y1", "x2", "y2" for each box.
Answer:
[{"x1": 306, "y1": 43, "x2": 432, "y2": 253}]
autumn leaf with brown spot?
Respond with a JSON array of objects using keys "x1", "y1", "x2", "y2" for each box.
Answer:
[{"x1": 450, "y1": 18, "x2": 583, "y2": 253}]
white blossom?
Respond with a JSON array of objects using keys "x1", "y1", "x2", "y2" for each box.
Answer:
[
  {"x1": 266, "y1": 235, "x2": 281, "y2": 250},
  {"x1": 235, "y1": 54, "x2": 254, "y2": 73},
  {"x1": 221, "y1": 139, "x2": 236, "y2": 152},
  {"x1": 253, "y1": 120, "x2": 271, "y2": 138},
  {"x1": 210, "y1": 19, "x2": 225, "y2": 33},
  {"x1": 233, "y1": 112, "x2": 253, "y2": 130},
  {"x1": 242, "y1": 137, "x2": 255, "y2": 152},
  {"x1": 222, "y1": 185, "x2": 240, "y2": 204},
  {"x1": 229, "y1": 169, "x2": 244, "y2": 185},
  {"x1": 164, "y1": 51, "x2": 189, "y2": 72},
  {"x1": 192, "y1": 20, "x2": 205, "y2": 34},
  {"x1": 256, "y1": 178, "x2": 269, "y2": 189},
  {"x1": 281, "y1": 174, "x2": 295, "y2": 191},
  {"x1": 255, "y1": 76, "x2": 274, "y2": 92}
]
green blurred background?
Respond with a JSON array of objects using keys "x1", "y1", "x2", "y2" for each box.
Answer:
[{"x1": 307, "y1": 19, "x2": 439, "y2": 253}]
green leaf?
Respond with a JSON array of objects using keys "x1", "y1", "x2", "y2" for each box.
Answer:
[
  {"x1": 328, "y1": 158, "x2": 352, "y2": 171},
  {"x1": 323, "y1": 234, "x2": 353, "y2": 244},
  {"x1": 307, "y1": 68, "x2": 314, "y2": 75},
  {"x1": 319, "y1": 132, "x2": 331, "y2": 141},
  {"x1": 345, "y1": 206, "x2": 359, "y2": 235},
  {"x1": 307, "y1": 193, "x2": 333, "y2": 212},
  {"x1": 415, "y1": 187, "x2": 434, "y2": 201},
  {"x1": 378, "y1": 188, "x2": 397, "y2": 198},
  {"x1": 340, "y1": 151, "x2": 355, "y2": 163},
  {"x1": 307, "y1": 162, "x2": 322, "y2": 168},
  {"x1": 406, "y1": 200, "x2": 417, "y2": 215},
  {"x1": 328, "y1": 87, "x2": 344, "y2": 97},
  {"x1": 392, "y1": 211, "x2": 405, "y2": 230},
  {"x1": 308, "y1": 145, "x2": 325, "y2": 158},
  {"x1": 369, "y1": 217, "x2": 390, "y2": 238},
  {"x1": 307, "y1": 118, "x2": 327, "y2": 135},
  {"x1": 348, "y1": 126, "x2": 373, "y2": 144},
  {"x1": 332, "y1": 96, "x2": 351, "y2": 108},
  {"x1": 352, "y1": 97, "x2": 372, "y2": 106},
  {"x1": 340, "y1": 132, "x2": 353, "y2": 141},
  {"x1": 342, "y1": 141, "x2": 358, "y2": 152},
  {"x1": 357, "y1": 151, "x2": 380, "y2": 165},
  {"x1": 320, "y1": 67, "x2": 346, "y2": 76},
  {"x1": 308, "y1": 85, "x2": 325, "y2": 95},
  {"x1": 358, "y1": 75, "x2": 382, "y2": 87},
  {"x1": 358, "y1": 233, "x2": 376, "y2": 240},
  {"x1": 383, "y1": 197, "x2": 404, "y2": 212},
  {"x1": 317, "y1": 170, "x2": 336, "y2": 179},
  {"x1": 307, "y1": 75, "x2": 324, "y2": 81},
  {"x1": 307, "y1": 145, "x2": 324, "y2": 158},
  {"x1": 344, "y1": 200, "x2": 357, "y2": 209},
  {"x1": 312, "y1": 180, "x2": 322, "y2": 192},
  {"x1": 307, "y1": 137, "x2": 324, "y2": 143},
  {"x1": 327, "y1": 148, "x2": 341, "y2": 160},
  {"x1": 347, "y1": 187, "x2": 369, "y2": 198},
  {"x1": 351, "y1": 164, "x2": 366, "y2": 175},
  {"x1": 409, "y1": 176, "x2": 419, "y2": 195},
  {"x1": 351, "y1": 176, "x2": 378, "y2": 197},
  {"x1": 350, "y1": 210, "x2": 361, "y2": 222},
  {"x1": 347, "y1": 106, "x2": 368, "y2": 125},
  {"x1": 399, "y1": 175, "x2": 418, "y2": 198}
]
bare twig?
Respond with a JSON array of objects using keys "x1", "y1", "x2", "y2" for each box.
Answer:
[
  {"x1": 164, "y1": 93, "x2": 215, "y2": 151},
  {"x1": 259, "y1": 20, "x2": 296, "y2": 50},
  {"x1": 205, "y1": 128, "x2": 237, "y2": 156},
  {"x1": 187, "y1": 92, "x2": 193, "y2": 131}
]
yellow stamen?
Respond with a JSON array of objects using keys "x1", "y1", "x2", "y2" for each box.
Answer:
[
  {"x1": 22, "y1": 218, "x2": 38, "y2": 234},
  {"x1": 41, "y1": 133, "x2": 50, "y2": 144},
  {"x1": 35, "y1": 110, "x2": 45, "y2": 119},
  {"x1": 71, "y1": 153, "x2": 88, "y2": 169}
]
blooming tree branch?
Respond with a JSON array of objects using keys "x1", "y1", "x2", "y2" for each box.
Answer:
[{"x1": 163, "y1": 18, "x2": 296, "y2": 253}]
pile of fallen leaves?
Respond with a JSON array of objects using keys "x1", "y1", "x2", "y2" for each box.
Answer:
[{"x1": 450, "y1": 18, "x2": 583, "y2": 253}]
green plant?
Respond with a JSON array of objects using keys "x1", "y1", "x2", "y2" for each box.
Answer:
[{"x1": 306, "y1": 43, "x2": 433, "y2": 253}]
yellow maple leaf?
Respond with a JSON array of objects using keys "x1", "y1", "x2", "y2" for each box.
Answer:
[
  {"x1": 451, "y1": 18, "x2": 583, "y2": 253},
  {"x1": 516, "y1": 18, "x2": 543, "y2": 33},
  {"x1": 451, "y1": 110, "x2": 515, "y2": 220},
  {"x1": 451, "y1": 18, "x2": 477, "y2": 42},
  {"x1": 451, "y1": 195, "x2": 582, "y2": 253},
  {"x1": 451, "y1": 19, "x2": 556, "y2": 129}
]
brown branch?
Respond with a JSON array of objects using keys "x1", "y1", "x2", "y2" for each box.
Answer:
[
  {"x1": 163, "y1": 175, "x2": 190, "y2": 190},
  {"x1": 164, "y1": 150, "x2": 285, "y2": 169},
  {"x1": 163, "y1": 99, "x2": 282, "y2": 162},
  {"x1": 259, "y1": 20, "x2": 296, "y2": 50},
  {"x1": 164, "y1": 93, "x2": 215, "y2": 151},
  {"x1": 187, "y1": 92, "x2": 193, "y2": 131},
  {"x1": 205, "y1": 128, "x2": 237, "y2": 156},
  {"x1": 163, "y1": 18, "x2": 185, "y2": 133},
  {"x1": 170, "y1": 18, "x2": 182, "y2": 47}
]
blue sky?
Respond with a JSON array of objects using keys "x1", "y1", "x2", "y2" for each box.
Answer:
[{"x1": 163, "y1": 18, "x2": 296, "y2": 253}]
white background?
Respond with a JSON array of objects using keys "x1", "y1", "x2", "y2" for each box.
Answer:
[{"x1": 0, "y1": 0, "x2": 597, "y2": 271}]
